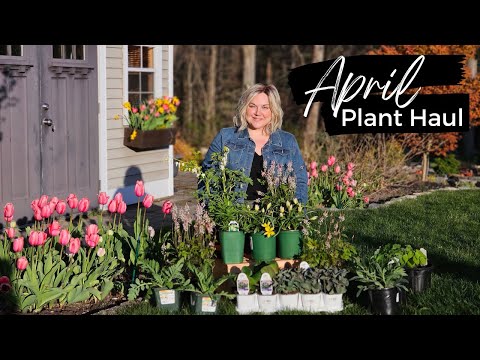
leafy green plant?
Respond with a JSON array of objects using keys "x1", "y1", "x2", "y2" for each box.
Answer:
[
  {"x1": 351, "y1": 247, "x2": 408, "y2": 297},
  {"x1": 187, "y1": 262, "x2": 234, "y2": 301},
  {"x1": 273, "y1": 267, "x2": 302, "y2": 294},
  {"x1": 197, "y1": 147, "x2": 252, "y2": 231},
  {"x1": 300, "y1": 211, "x2": 357, "y2": 268},
  {"x1": 380, "y1": 243, "x2": 428, "y2": 269},
  {"x1": 127, "y1": 258, "x2": 194, "y2": 300},
  {"x1": 297, "y1": 267, "x2": 323, "y2": 294},
  {"x1": 319, "y1": 267, "x2": 349, "y2": 295}
]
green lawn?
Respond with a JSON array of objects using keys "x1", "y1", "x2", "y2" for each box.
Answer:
[{"x1": 116, "y1": 189, "x2": 480, "y2": 315}]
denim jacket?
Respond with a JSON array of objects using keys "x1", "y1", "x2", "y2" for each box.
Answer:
[{"x1": 201, "y1": 127, "x2": 308, "y2": 204}]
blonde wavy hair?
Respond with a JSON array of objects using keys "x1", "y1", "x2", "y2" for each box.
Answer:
[{"x1": 233, "y1": 83, "x2": 283, "y2": 135}]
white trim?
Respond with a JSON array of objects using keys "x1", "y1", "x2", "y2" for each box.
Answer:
[
  {"x1": 107, "y1": 177, "x2": 173, "y2": 206},
  {"x1": 97, "y1": 45, "x2": 108, "y2": 193},
  {"x1": 168, "y1": 144, "x2": 174, "y2": 193},
  {"x1": 168, "y1": 45, "x2": 173, "y2": 96},
  {"x1": 154, "y1": 46, "x2": 163, "y2": 97},
  {"x1": 122, "y1": 45, "x2": 128, "y2": 126}
]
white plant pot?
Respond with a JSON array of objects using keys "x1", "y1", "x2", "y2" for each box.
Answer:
[
  {"x1": 300, "y1": 293, "x2": 324, "y2": 312},
  {"x1": 236, "y1": 293, "x2": 259, "y2": 314},
  {"x1": 278, "y1": 293, "x2": 300, "y2": 311},
  {"x1": 257, "y1": 294, "x2": 278, "y2": 314},
  {"x1": 323, "y1": 293, "x2": 344, "y2": 313}
]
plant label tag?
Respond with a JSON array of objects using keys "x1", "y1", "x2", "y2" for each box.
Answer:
[
  {"x1": 396, "y1": 292, "x2": 400, "y2": 303},
  {"x1": 201, "y1": 296, "x2": 217, "y2": 312},
  {"x1": 299, "y1": 261, "x2": 310, "y2": 270},
  {"x1": 260, "y1": 273, "x2": 273, "y2": 296},
  {"x1": 237, "y1": 273, "x2": 250, "y2": 295},
  {"x1": 159, "y1": 289, "x2": 175, "y2": 305},
  {"x1": 228, "y1": 221, "x2": 239, "y2": 232},
  {"x1": 420, "y1": 247, "x2": 427, "y2": 260}
]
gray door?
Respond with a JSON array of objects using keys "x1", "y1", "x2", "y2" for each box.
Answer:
[{"x1": 0, "y1": 45, "x2": 99, "y2": 225}]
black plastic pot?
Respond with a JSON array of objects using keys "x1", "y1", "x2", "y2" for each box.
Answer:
[
  {"x1": 406, "y1": 263, "x2": 434, "y2": 293},
  {"x1": 368, "y1": 287, "x2": 402, "y2": 315}
]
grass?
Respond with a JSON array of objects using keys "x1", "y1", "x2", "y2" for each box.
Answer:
[{"x1": 115, "y1": 189, "x2": 480, "y2": 315}]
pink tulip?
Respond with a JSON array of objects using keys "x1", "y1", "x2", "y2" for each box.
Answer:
[
  {"x1": 327, "y1": 156, "x2": 336, "y2": 167},
  {"x1": 162, "y1": 200, "x2": 173, "y2": 215},
  {"x1": 48, "y1": 220, "x2": 61, "y2": 236},
  {"x1": 41, "y1": 205, "x2": 52, "y2": 219},
  {"x1": 311, "y1": 169, "x2": 318, "y2": 178},
  {"x1": 0, "y1": 276, "x2": 11, "y2": 293},
  {"x1": 17, "y1": 256, "x2": 28, "y2": 271},
  {"x1": 67, "y1": 194, "x2": 78, "y2": 209},
  {"x1": 58, "y1": 229, "x2": 70, "y2": 246},
  {"x1": 34, "y1": 209, "x2": 43, "y2": 221},
  {"x1": 98, "y1": 192, "x2": 109, "y2": 205},
  {"x1": 143, "y1": 194, "x2": 154, "y2": 208},
  {"x1": 56, "y1": 200, "x2": 66, "y2": 215},
  {"x1": 6, "y1": 227, "x2": 15, "y2": 239},
  {"x1": 307, "y1": 171, "x2": 310, "y2": 179},
  {"x1": 310, "y1": 161, "x2": 317, "y2": 170},
  {"x1": 321, "y1": 164, "x2": 328, "y2": 172},
  {"x1": 49, "y1": 196, "x2": 59, "y2": 212},
  {"x1": 351, "y1": 179, "x2": 357, "y2": 187},
  {"x1": 114, "y1": 193, "x2": 123, "y2": 204},
  {"x1": 336, "y1": 184, "x2": 343, "y2": 191},
  {"x1": 347, "y1": 162, "x2": 355, "y2": 171},
  {"x1": 86, "y1": 224, "x2": 98, "y2": 236},
  {"x1": 346, "y1": 170, "x2": 353, "y2": 178},
  {"x1": 334, "y1": 165, "x2": 341, "y2": 174},
  {"x1": 77, "y1": 198, "x2": 90, "y2": 213},
  {"x1": 132, "y1": 107, "x2": 138, "y2": 113},
  {"x1": 117, "y1": 201, "x2": 127, "y2": 214},
  {"x1": 342, "y1": 176, "x2": 350, "y2": 186},
  {"x1": 29, "y1": 231, "x2": 39, "y2": 246},
  {"x1": 38, "y1": 195, "x2": 49, "y2": 209},
  {"x1": 4, "y1": 202, "x2": 14, "y2": 222},
  {"x1": 108, "y1": 199, "x2": 117, "y2": 213},
  {"x1": 134, "y1": 180, "x2": 145, "y2": 197},
  {"x1": 31, "y1": 199, "x2": 40, "y2": 212},
  {"x1": 0, "y1": 276, "x2": 10, "y2": 285},
  {"x1": 38, "y1": 232, "x2": 48, "y2": 246},
  {"x1": 13, "y1": 237, "x2": 24, "y2": 252},
  {"x1": 307, "y1": 178, "x2": 311, "y2": 186},
  {"x1": 69, "y1": 238, "x2": 81, "y2": 254},
  {"x1": 86, "y1": 233, "x2": 100, "y2": 248},
  {"x1": 363, "y1": 196, "x2": 369, "y2": 204}
]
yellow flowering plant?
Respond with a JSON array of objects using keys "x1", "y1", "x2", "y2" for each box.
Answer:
[
  {"x1": 122, "y1": 96, "x2": 181, "y2": 132},
  {"x1": 240, "y1": 202, "x2": 278, "y2": 238}
]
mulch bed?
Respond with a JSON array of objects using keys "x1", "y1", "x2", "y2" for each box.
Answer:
[{"x1": 367, "y1": 180, "x2": 448, "y2": 204}]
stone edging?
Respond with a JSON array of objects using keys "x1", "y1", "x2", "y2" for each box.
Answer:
[{"x1": 367, "y1": 186, "x2": 480, "y2": 209}]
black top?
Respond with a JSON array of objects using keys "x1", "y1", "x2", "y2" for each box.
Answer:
[{"x1": 246, "y1": 152, "x2": 268, "y2": 200}]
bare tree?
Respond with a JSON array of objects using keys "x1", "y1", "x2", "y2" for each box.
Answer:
[
  {"x1": 303, "y1": 45, "x2": 325, "y2": 157},
  {"x1": 242, "y1": 45, "x2": 256, "y2": 88},
  {"x1": 205, "y1": 45, "x2": 218, "y2": 139}
]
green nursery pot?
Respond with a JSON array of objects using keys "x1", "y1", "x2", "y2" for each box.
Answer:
[
  {"x1": 219, "y1": 231, "x2": 245, "y2": 264},
  {"x1": 277, "y1": 230, "x2": 302, "y2": 259},
  {"x1": 252, "y1": 232, "x2": 276, "y2": 262}
]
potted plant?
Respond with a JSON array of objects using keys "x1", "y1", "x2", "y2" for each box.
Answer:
[
  {"x1": 319, "y1": 267, "x2": 349, "y2": 312},
  {"x1": 351, "y1": 247, "x2": 409, "y2": 315},
  {"x1": 381, "y1": 244, "x2": 433, "y2": 293},
  {"x1": 187, "y1": 262, "x2": 234, "y2": 315},
  {"x1": 127, "y1": 257, "x2": 194, "y2": 312},
  {"x1": 235, "y1": 272, "x2": 258, "y2": 314},
  {"x1": 297, "y1": 266, "x2": 324, "y2": 312},
  {"x1": 197, "y1": 147, "x2": 253, "y2": 264},
  {"x1": 241, "y1": 203, "x2": 278, "y2": 263},
  {"x1": 274, "y1": 267, "x2": 302, "y2": 311},
  {"x1": 122, "y1": 97, "x2": 180, "y2": 151}
]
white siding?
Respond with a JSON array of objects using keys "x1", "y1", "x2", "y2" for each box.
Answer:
[{"x1": 105, "y1": 45, "x2": 173, "y2": 204}]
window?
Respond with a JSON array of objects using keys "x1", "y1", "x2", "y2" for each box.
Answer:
[
  {"x1": 52, "y1": 45, "x2": 85, "y2": 60},
  {"x1": 0, "y1": 45, "x2": 22, "y2": 56},
  {"x1": 127, "y1": 45, "x2": 155, "y2": 107}
]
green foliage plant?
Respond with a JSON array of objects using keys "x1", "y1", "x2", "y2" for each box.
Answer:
[
  {"x1": 319, "y1": 267, "x2": 349, "y2": 295},
  {"x1": 273, "y1": 267, "x2": 302, "y2": 295}
]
